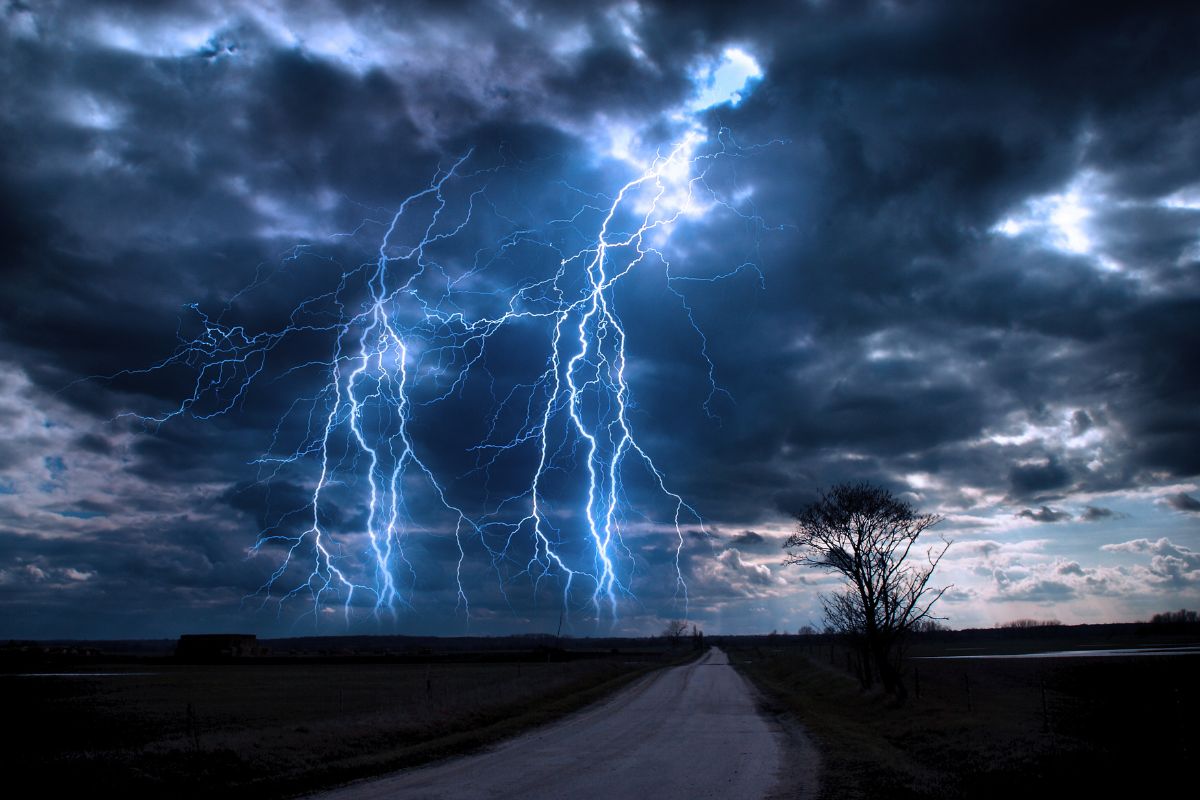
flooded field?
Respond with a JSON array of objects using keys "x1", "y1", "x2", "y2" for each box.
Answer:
[
  {"x1": 731, "y1": 635, "x2": 1200, "y2": 799},
  {"x1": 914, "y1": 643, "x2": 1200, "y2": 659}
]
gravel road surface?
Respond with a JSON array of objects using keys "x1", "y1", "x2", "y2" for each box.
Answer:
[{"x1": 312, "y1": 647, "x2": 784, "y2": 800}]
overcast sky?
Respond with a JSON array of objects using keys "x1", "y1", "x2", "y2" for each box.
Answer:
[{"x1": 2, "y1": 0, "x2": 1198, "y2": 639}]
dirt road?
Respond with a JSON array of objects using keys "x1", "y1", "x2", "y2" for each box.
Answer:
[{"x1": 312, "y1": 647, "x2": 785, "y2": 800}]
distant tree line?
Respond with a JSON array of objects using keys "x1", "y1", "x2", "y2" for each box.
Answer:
[
  {"x1": 991, "y1": 611, "x2": 1200, "y2": 630},
  {"x1": 1150, "y1": 609, "x2": 1199, "y2": 626}
]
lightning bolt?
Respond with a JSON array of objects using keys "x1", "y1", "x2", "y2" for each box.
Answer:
[{"x1": 111, "y1": 123, "x2": 780, "y2": 628}]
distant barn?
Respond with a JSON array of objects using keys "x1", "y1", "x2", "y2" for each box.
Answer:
[{"x1": 175, "y1": 633, "x2": 267, "y2": 660}]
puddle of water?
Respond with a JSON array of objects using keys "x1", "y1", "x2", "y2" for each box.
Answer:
[
  {"x1": 915, "y1": 645, "x2": 1200, "y2": 660},
  {"x1": 10, "y1": 672, "x2": 160, "y2": 677}
]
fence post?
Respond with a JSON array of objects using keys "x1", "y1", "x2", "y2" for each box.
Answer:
[
  {"x1": 1041, "y1": 677, "x2": 1049, "y2": 732},
  {"x1": 964, "y1": 672, "x2": 972, "y2": 713},
  {"x1": 186, "y1": 702, "x2": 200, "y2": 751},
  {"x1": 914, "y1": 666, "x2": 921, "y2": 700}
]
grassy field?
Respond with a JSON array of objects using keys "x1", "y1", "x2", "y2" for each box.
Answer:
[
  {"x1": 729, "y1": 636, "x2": 1199, "y2": 799},
  {"x1": 7, "y1": 645, "x2": 693, "y2": 798}
]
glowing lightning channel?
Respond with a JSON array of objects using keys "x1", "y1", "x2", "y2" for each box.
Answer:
[{"x1": 111, "y1": 123, "x2": 779, "y2": 627}]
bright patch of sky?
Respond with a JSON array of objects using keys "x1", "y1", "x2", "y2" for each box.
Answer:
[
  {"x1": 1159, "y1": 184, "x2": 1200, "y2": 211},
  {"x1": 689, "y1": 47, "x2": 763, "y2": 112},
  {"x1": 993, "y1": 171, "x2": 1102, "y2": 255},
  {"x1": 984, "y1": 407, "x2": 1105, "y2": 450},
  {"x1": 994, "y1": 168, "x2": 1200, "y2": 277},
  {"x1": 605, "y1": 2, "x2": 648, "y2": 62},
  {"x1": 991, "y1": 170, "x2": 1128, "y2": 273},
  {"x1": 62, "y1": 91, "x2": 123, "y2": 131},
  {"x1": 44, "y1": 455, "x2": 67, "y2": 480},
  {"x1": 89, "y1": 14, "x2": 214, "y2": 56},
  {"x1": 55, "y1": 509, "x2": 107, "y2": 520},
  {"x1": 599, "y1": 46, "x2": 764, "y2": 226}
]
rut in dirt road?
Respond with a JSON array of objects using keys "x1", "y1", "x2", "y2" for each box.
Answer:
[{"x1": 312, "y1": 647, "x2": 784, "y2": 800}]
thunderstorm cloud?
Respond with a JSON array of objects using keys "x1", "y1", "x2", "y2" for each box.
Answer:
[{"x1": 1, "y1": 0, "x2": 1198, "y2": 637}]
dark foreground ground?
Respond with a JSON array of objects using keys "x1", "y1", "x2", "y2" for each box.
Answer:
[
  {"x1": 10, "y1": 626, "x2": 1197, "y2": 799},
  {"x1": 726, "y1": 630, "x2": 1200, "y2": 800},
  {"x1": 4, "y1": 638, "x2": 695, "y2": 798}
]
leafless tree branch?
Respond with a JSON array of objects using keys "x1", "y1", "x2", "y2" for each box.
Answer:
[{"x1": 783, "y1": 482, "x2": 952, "y2": 701}]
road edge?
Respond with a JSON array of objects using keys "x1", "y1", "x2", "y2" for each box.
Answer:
[
  {"x1": 731, "y1": 658, "x2": 824, "y2": 800},
  {"x1": 296, "y1": 648, "x2": 706, "y2": 799}
]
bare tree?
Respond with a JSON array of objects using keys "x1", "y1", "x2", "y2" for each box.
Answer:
[
  {"x1": 783, "y1": 482, "x2": 950, "y2": 700},
  {"x1": 663, "y1": 618, "x2": 689, "y2": 645}
]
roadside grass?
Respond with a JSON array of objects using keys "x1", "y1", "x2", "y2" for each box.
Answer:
[
  {"x1": 730, "y1": 641, "x2": 1199, "y2": 799},
  {"x1": 9, "y1": 647, "x2": 698, "y2": 798}
]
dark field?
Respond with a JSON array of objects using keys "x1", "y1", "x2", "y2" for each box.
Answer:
[
  {"x1": 6, "y1": 643, "x2": 689, "y2": 798},
  {"x1": 728, "y1": 633, "x2": 1200, "y2": 800}
]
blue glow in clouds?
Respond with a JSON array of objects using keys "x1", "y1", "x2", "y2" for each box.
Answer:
[
  {"x1": 120, "y1": 84, "x2": 777, "y2": 629},
  {"x1": 690, "y1": 48, "x2": 763, "y2": 112}
]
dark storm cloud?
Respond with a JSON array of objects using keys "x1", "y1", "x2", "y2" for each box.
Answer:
[
  {"x1": 1018, "y1": 506, "x2": 1071, "y2": 524},
  {"x1": 1071, "y1": 410, "x2": 1093, "y2": 437},
  {"x1": 2, "y1": 0, "x2": 1199, "y2": 636},
  {"x1": 621, "y1": 0, "x2": 1198, "y2": 521},
  {"x1": 1008, "y1": 458, "x2": 1073, "y2": 500},
  {"x1": 728, "y1": 530, "x2": 766, "y2": 547},
  {"x1": 1080, "y1": 505, "x2": 1119, "y2": 522},
  {"x1": 1166, "y1": 493, "x2": 1200, "y2": 513}
]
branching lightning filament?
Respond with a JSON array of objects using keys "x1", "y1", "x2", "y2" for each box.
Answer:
[{"x1": 118, "y1": 127, "x2": 777, "y2": 627}]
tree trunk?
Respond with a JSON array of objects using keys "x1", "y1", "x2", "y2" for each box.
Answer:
[
  {"x1": 873, "y1": 639, "x2": 907, "y2": 703},
  {"x1": 859, "y1": 641, "x2": 874, "y2": 689}
]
